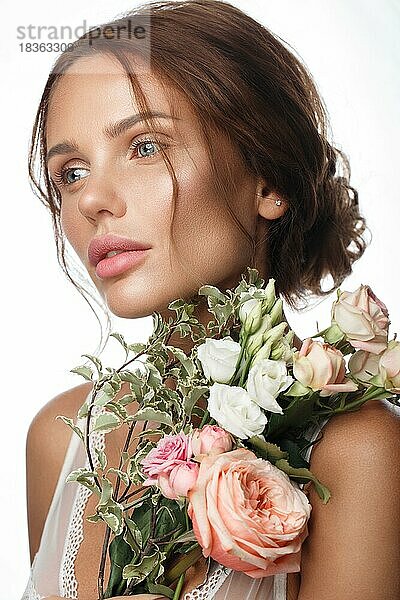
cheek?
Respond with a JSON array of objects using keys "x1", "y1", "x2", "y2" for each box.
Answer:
[
  {"x1": 59, "y1": 202, "x2": 90, "y2": 262},
  {"x1": 169, "y1": 170, "x2": 254, "y2": 279}
]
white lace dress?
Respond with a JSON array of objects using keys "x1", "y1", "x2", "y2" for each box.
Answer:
[{"x1": 21, "y1": 395, "x2": 329, "y2": 600}]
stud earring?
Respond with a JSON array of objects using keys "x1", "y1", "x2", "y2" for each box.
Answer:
[{"x1": 275, "y1": 199, "x2": 282, "y2": 206}]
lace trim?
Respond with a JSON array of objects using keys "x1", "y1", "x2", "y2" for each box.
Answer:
[
  {"x1": 182, "y1": 560, "x2": 232, "y2": 599},
  {"x1": 59, "y1": 404, "x2": 106, "y2": 599}
]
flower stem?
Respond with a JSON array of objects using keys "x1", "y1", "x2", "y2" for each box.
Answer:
[
  {"x1": 164, "y1": 545, "x2": 203, "y2": 585},
  {"x1": 173, "y1": 573, "x2": 185, "y2": 600}
]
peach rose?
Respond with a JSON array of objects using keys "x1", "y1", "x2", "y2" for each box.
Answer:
[
  {"x1": 293, "y1": 338, "x2": 358, "y2": 397},
  {"x1": 348, "y1": 349, "x2": 381, "y2": 383},
  {"x1": 191, "y1": 425, "x2": 233, "y2": 456},
  {"x1": 378, "y1": 340, "x2": 400, "y2": 393},
  {"x1": 187, "y1": 448, "x2": 311, "y2": 578},
  {"x1": 332, "y1": 285, "x2": 389, "y2": 354}
]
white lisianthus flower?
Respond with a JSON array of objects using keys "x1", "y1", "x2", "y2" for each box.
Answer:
[
  {"x1": 197, "y1": 337, "x2": 241, "y2": 383},
  {"x1": 246, "y1": 359, "x2": 293, "y2": 414},
  {"x1": 207, "y1": 383, "x2": 268, "y2": 439}
]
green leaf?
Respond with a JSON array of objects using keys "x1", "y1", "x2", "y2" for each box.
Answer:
[
  {"x1": 171, "y1": 529, "x2": 197, "y2": 544},
  {"x1": 77, "y1": 399, "x2": 89, "y2": 418},
  {"x1": 81, "y1": 353, "x2": 103, "y2": 374},
  {"x1": 106, "y1": 401, "x2": 128, "y2": 421},
  {"x1": 65, "y1": 468, "x2": 99, "y2": 495},
  {"x1": 278, "y1": 438, "x2": 310, "y2": 469},
  {"x1": 122, "y1": 551, "x2": 159, "y2": 582},
  {"x1": 119, "y1": 370, "x2": 144, "y2": 385},
  {"x1": 118, "y1": 393, "x2": 136, "y2": 406},
  {"x1": 92, "y1": 412, "x2": 121, "y2": 433},
  {"x1": 134, "y1": 407, "x2": 173, "y2": 427},
  {"x1": 86, "y1": 513, "x2": 102, "y2": 523},
  {"x1": 198, "y1": 285, "x2": 227, "y2": 302},
  {"x1": 66, "y1": 467, "x2": 97, "y2": 482},
  {"x1": 128, "y1": 501, "x2": 153, "y2": 548},
  {"x1": 267, "y1": 392, "x2": 317, "y2": 439},
  {"x1": 99, "y1": 476, "x2": 113, "y2": 505},
  {"x1": 275, "y1": 458, "x2": 331, "y2": 503},
  {"x1": 97, "y1": 497, "x2": 124, "y2": 535},
  {"x1": 105, "y1": 534, "x2": 135, "y2": 597},
  {"x1": 247, "y1": 437, "x2": 289, "y2": 463},
  {"x1": 155, "y1": 498, "x2": 187, "y2": 542},
  {"x1": 94, "y1": 382, "x2": 116, "y2": 407},
  {"x1": 128, "y1": 342, "x2": 147, "y2": 354},
  {"x1": 124, "y1": 516, "x2": 143, "y2": 553},
  {"x1": 55, "y1": 416, "x2": 84, "y2": 442},
  {"x1": 70, "y1": 365, "x2": 94, "y2": 381},
  {"x1": 148, "y1": 583, "x2": 175, "y2": 599},
  {"x1": 184, "y1": 386, "x2": 209, "y2": 416},
  {"x1": 110, "y1": 332, "x2": 129, "y2": 354},
  {"x1": 102, "y1": 512, "x2": 122, "y2": 533},
  {"x1": 94, "y1": 447, "x2": 107, "y2": 470},
  {"x1": 108, "y1": 468, "x2": 130, "y2": 486}
]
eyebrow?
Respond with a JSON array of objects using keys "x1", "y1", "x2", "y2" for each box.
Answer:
[{"x1": 46, "y1": 111, "x2": 179, "y2": 164}]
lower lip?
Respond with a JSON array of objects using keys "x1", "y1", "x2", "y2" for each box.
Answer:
[{"x1": 95, "y1": 250, "x2": 149, "y2": 279}]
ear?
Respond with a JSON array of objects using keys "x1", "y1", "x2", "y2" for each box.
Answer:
[{"x1": 256, "y1": 183, "x2": 287, "y2": 220}]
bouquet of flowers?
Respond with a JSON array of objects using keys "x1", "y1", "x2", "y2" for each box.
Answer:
[{"x1": 59, "y1": 268, "x2": 400, "y2": 599}]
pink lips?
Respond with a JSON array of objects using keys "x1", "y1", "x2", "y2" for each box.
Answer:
[
  {"x1": 95, "y1": 250, "x2": 149, "y2": 279},
  {"x1": 88, "y1": 233, "x2": 151, "y2": 279}
]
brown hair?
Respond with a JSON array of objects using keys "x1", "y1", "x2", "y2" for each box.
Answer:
[{"x1": 29, "y1": 0, "x2": 368, "y2": 349}]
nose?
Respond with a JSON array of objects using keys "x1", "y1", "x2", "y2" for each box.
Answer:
[{"x1": 77, "y1": 171, "x2": 127, "y2": 224}]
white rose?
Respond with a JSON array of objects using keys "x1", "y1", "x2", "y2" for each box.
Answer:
[
  {"x1": 207, "y1": 382, "x2": 268, "y2": 439},
  {"x1": 246, "y1": 359, "x2": 293, "y2": 414},
  {"x1": 197, "y1": 337, "x2": 241, "y2": 383}
]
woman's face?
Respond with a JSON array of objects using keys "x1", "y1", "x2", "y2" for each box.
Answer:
[{"x1": 46, "y1": 53, "x2": 265, "y2": 319}]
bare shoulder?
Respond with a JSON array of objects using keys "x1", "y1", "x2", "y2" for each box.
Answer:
[
  {"x1": 26, "y1": 381, "x2": 93, "y2": 563},
  {"x1": 298, "y1": 399, "x2": 400, "y2": 600},
  {"x1": 310, "y1": 398, "x2": 400, "y2": 472}
]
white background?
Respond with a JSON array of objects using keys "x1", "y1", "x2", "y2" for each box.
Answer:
[{"x1": 1, "y1": 1, "x2": 399, "y2": 597}]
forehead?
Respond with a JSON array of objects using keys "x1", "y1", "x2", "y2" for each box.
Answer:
[{"x1": 46, "y1": 53, "x2": 189, "y2": 141}]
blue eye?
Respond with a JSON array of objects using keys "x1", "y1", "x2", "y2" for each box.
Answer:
[
  {"x1": 130, "y1": 138, "x2": 165, "y2": 158},
  {"x1": 52, "y1": 166, "x2": 89, "y2": 188}
]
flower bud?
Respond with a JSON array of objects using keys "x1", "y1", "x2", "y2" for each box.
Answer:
[
  {"x1": 262, "y1": 278, "x2": 277, "y2": 312},
  {"x1": 192, "y1": 425, "x2": 233, "y2": 456},
  {"x1": 262, "y1": 322, "x2": 288, "y2": 346},
  {"x1": 246, "y1": 315, "x2": 272, "y2": 355},
  {"x1": 270, "y1": 337, "x2": 293, "y2": 362},
  {"x1": 270, "y1": 299, "x2": 283, "y2": 326},
  {"x1": 239, "y1": 299, "x2": 263, "y2": 335},
  {"x1": 251, "y1": 340, "x2": 273, "y2": 366}
]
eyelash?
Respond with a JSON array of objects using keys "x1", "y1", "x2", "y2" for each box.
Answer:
[{"x1": 51, "y1": 137, "x2": 167, "y2": 188}]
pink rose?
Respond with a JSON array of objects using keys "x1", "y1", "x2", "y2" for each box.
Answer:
[
  {"x1": 293, "y1": 338, "x2": 358, "y2": 397},
  {"x1": 191, "y1": 425, "x2": 233, "y2": 456},
  {"x1": 187, "y1": 448, "x2": 311, "y2": 578},
  {"x1": 140, "y1": 432, "x2": 193, "y2": 484},
  {"x1": 332, "y1": 285, "x2": 389, "y2": 354},
  {"x1": 158, "y1": 461, "x2": 200, "y2": 499},
  {"x1": 378, "y1": 340, "x2": 400, "y2": 393}
]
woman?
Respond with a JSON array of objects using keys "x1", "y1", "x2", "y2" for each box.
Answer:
[{"x1": 23, "y1": 1, "x2": 400, "y2": 599}]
